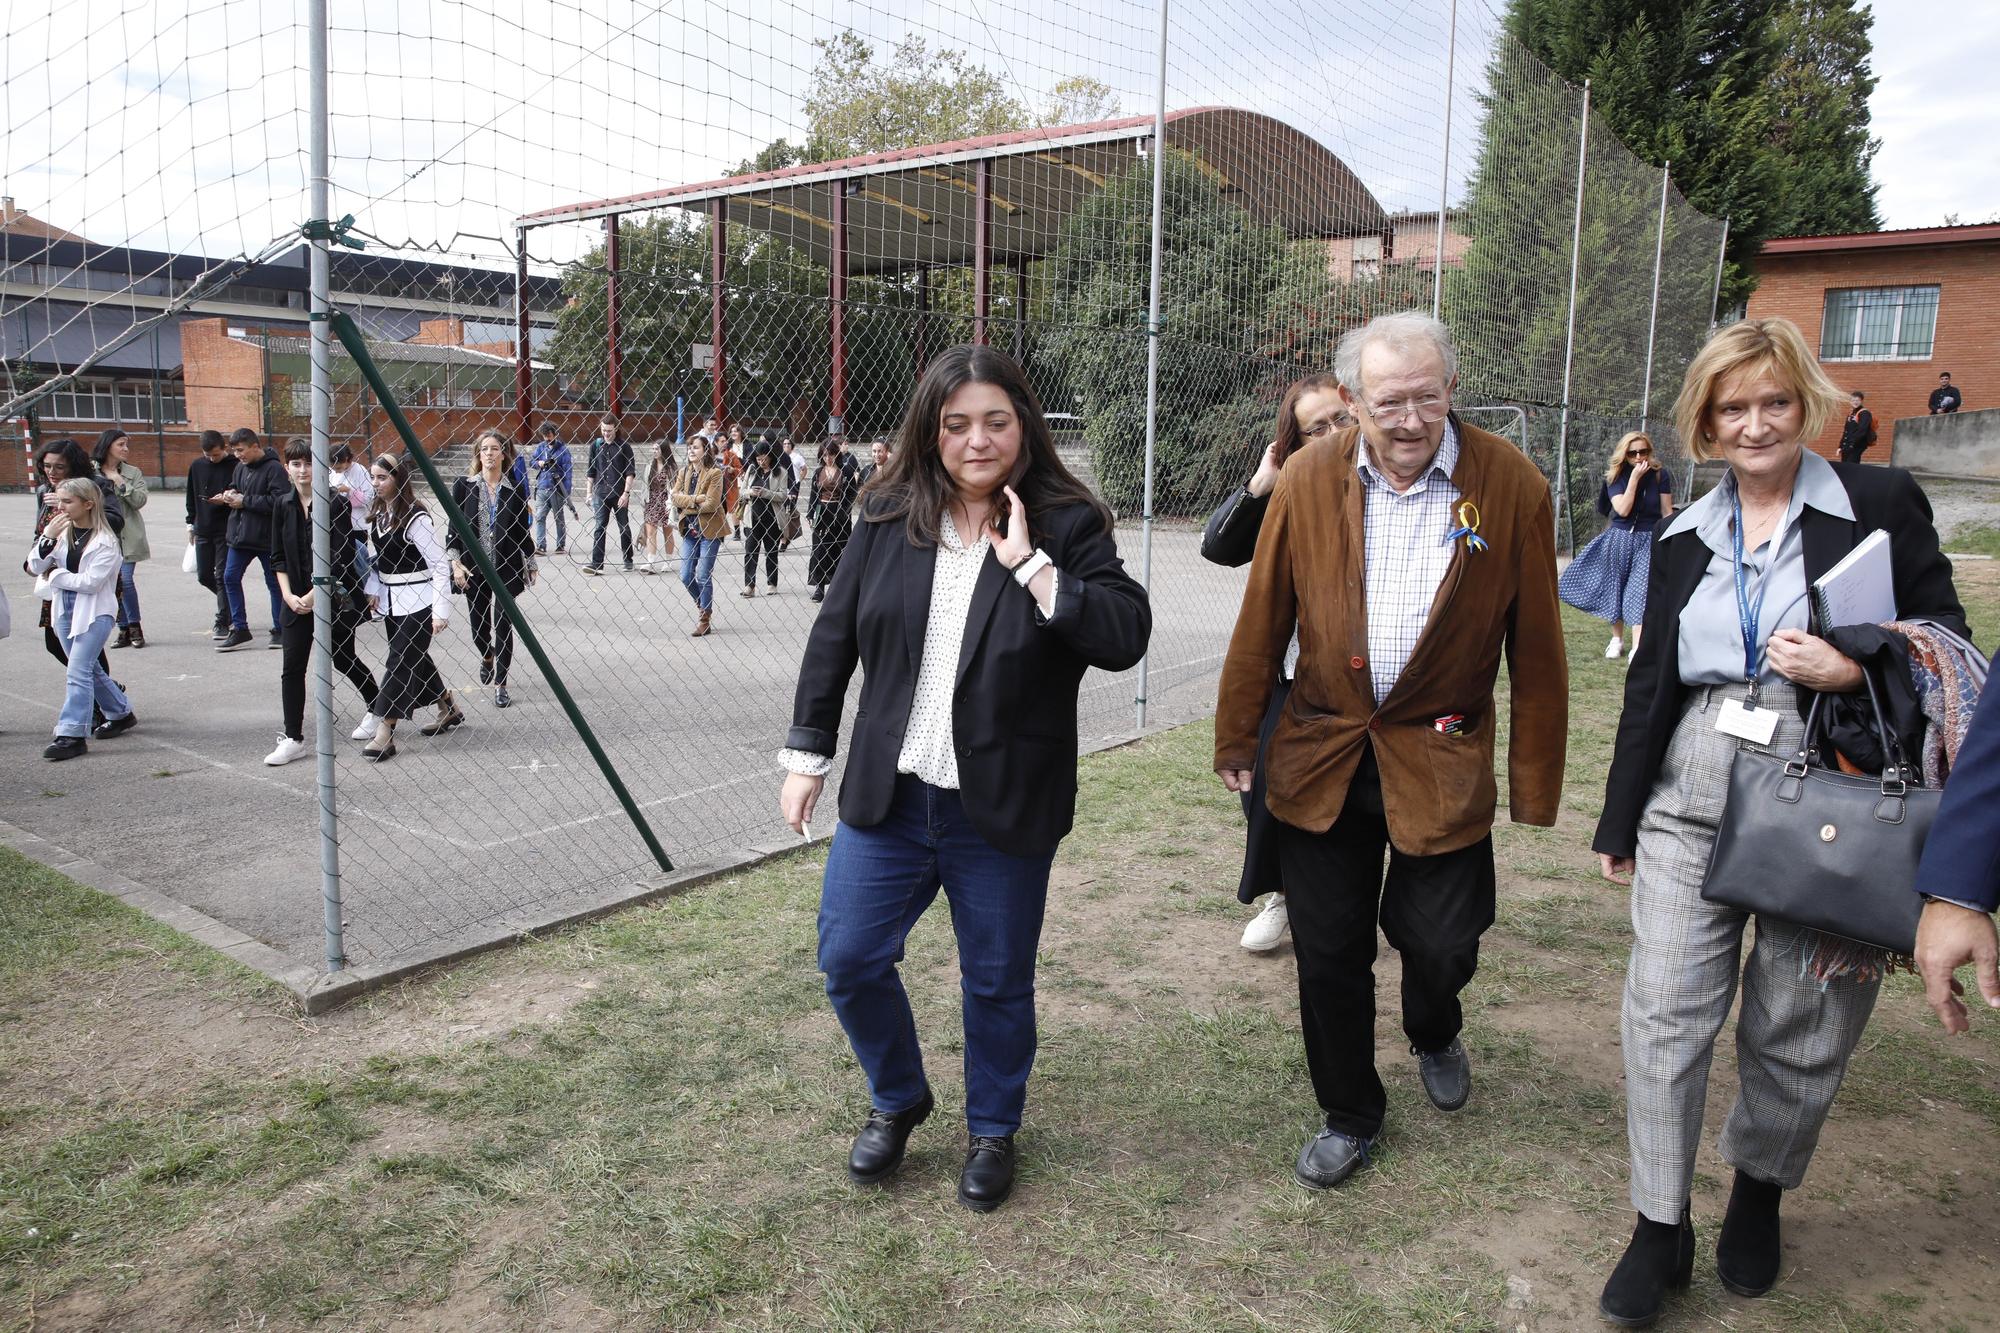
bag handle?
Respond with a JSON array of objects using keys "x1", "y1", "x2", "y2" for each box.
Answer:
[{"x1": 1795, "y1": 664, "x2": 1909, "y2": 795}]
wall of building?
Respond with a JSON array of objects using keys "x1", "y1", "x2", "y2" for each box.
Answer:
[
  {"x1": 180, "y1": 317, "x2": 268, "y2": 433},
  {"x1": 1888, "y1": 407, "x2": 2000, "y2": 479},
  {"x1": 1745, "y1": 238, "x2": 2000, "y2": 460}
]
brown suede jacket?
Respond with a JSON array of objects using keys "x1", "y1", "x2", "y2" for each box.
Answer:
[{"x1": 1213, "y1": 418, "x2": 1568, "y2": 855}]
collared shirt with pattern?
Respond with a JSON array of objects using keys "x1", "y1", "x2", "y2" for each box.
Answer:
[{"x1": 1356, "y1": 420, "x2": 1461, "y2": 706}]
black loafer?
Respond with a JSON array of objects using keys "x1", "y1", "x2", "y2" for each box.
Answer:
[
  {"x1": 1599, "y1": 1203, "x2": 1695, "y2": 1327},
  {"x1": 494, "y1": 686, "x2": 512, "y2": 709},
  {"x1": 91, "y1": 712, "x2": 137, "y2": 740},
  {"x1": 1294, "y1": 1122, "x2": 1372, "y2": 1190},
  {"x1": 480, "y1": 656, "x2": 495, "y2": 685},
  {"x1": 848, "y1": 1089, "x2": 933, "y2": 1184},
  {"x1": 1716, "y1": 1170, "x2": 1784, "y2": 1297},
  {"x1": 1416, "y1": 1037, "x2": 1471, "y2": 1113},
  {"x1": 957, "y1": 1134, "x2": 1017, "y2": 1212},
  {"x1": 43, "y1": 737, "x2": 87, "y2": 761}
]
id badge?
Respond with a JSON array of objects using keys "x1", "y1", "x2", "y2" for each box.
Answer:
[{"x1": 1716, "y1": 697, "x2": 1780, "y2": 746}]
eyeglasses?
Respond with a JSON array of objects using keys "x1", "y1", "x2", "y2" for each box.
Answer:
[
  {"x1": 1300, "y1": 420, "x2": 1340, "y2": 441},
  {"x1": 1362, "y1": 395, "x2": 1449, "y2": 425},
  {"x1": 1627, "y1": 449, "x2": 1652, "y2": 458}
]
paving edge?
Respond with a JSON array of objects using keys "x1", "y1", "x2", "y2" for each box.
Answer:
[{"x1": 0, "y1": 719, "x2": 1182, "y2": 1016}]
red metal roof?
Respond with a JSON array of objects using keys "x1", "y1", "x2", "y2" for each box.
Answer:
[{"x1": 1760, "y1": 223, "x2": 2000, "y2": 255}]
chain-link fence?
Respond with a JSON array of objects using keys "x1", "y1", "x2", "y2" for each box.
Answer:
[{"x1": 1, "y1": 0, "x2": 1726, "y2": 990}]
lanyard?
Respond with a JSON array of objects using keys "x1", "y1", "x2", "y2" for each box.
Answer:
[{"x1": 1730, "y1": 486, "x2": 1784, "y2": 703}]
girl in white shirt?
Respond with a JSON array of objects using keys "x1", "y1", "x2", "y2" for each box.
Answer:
[
  {"x1": 362, "y1": 453, "x2": 458, "y2": 761},
  {"x1": 27, "y1": 479, "x2": 136, "y2": 760}
]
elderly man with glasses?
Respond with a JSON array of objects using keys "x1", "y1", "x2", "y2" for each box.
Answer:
[{"x1": 1214, "y1": 310, "x2": 1568, "y2": 1190}]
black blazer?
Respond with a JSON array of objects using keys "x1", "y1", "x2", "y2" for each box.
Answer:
[
  {"x1": 788, "y1": 500, "x2": 1152, "y2": 858},
  {"x1": 270, "y1": 490, "x2": 366, "y2": 625},
  {"x1": 1593, "y1": 462, "x2": 1965, "y2": 859},
  {"x1": 446, "y1": 476, "x2": 536, "y2": 595}
]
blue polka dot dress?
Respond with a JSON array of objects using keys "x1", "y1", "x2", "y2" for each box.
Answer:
[{"x1": 1559, "y1": 467, "x2": 1672, "y2": 627}]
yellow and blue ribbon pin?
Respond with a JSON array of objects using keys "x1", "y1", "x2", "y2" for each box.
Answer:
[{"x1": 1445, "y1": 499, "x2": 1488, "y2": 553}]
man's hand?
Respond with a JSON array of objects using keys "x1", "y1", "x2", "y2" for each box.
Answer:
[
  {"x1": 1599, "y1": 853, "x2": 1634, "y2": 886},
  {"x1": 1915, "y1": 898, "x2": 2000, "y2": 1034},
  {"x1": 1220, "y1": 767, "x2": 1255, "y2": 793}
]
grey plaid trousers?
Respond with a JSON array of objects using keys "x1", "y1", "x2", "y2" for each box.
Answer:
[{"x1": 1622, "y1": 680, "x2": 1882, "y2": 1223}]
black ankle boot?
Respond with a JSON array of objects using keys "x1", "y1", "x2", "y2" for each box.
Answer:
[
  {"x1": 847, "y1": 1089, "x2": 933, "y2": 1183},
  {"x1": 1716, "y1": 1170, "x2": 1784, "y2": 1297},
  {"x1": 1598, "y1": 1204, "x2": 1694, "y2": 1328}
]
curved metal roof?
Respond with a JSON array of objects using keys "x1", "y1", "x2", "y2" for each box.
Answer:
[{"x1": 518, "y1": 108, "x2": 1388, "y2": 275}]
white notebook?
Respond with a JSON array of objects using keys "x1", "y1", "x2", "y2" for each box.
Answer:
[{"x1": 1810, "y1": 528, "x2": 1895, "y2": 629}]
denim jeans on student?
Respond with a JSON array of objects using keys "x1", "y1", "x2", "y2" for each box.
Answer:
[
  {"x1": 817, "y1": 774, "x2": 1056, "y2": 1137},
  {"x1": 113, "y1": 560, "x2": 140, "y2": 627},
  {"x1": 53, "y1": 596, "x2": 131, "y2": 739},
  {"x1": 223, "y1": 545, "x2": 282, "y2": 631},
  {"x1": 677, "y1": 534, "x2": 721, "y2": 611},
  {"x1": 534, "y1": 488, "x2": 568, "y2": 549}
]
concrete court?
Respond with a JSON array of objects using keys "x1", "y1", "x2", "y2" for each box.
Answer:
[{"x1": 0, "y1": 491, "x2": 1246, "y2": 983}]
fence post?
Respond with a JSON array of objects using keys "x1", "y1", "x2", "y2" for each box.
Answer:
[
  {"x1": 1136, "y1": 0, "x2": 1169, "y2": 732},
  {"x1": 307, "y1": 0, "x2": 345, "y2": 973},
  {"x1": 1555, "y1": 79, "x2": 1590, "y2": 556},
  {"x1": 1432, "y1": 0, "x2": 1458, "y2": 322},
  {"x1": 1709, "y1": 217, "x2": 1731, "y2": 329},
  {"x1": 604, "y1": 214, "x2": 622, "y2": 417},
  {"x1": 1639, "y1": 162, "x2": 1669, "y2": 429},
  {"x1": 514, "y1": 225, "x2": 533, "y2": 443}
]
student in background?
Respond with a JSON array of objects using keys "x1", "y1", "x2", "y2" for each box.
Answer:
[
  {"x1": 93, "y1": 429, "x2": 150, "y2": 650},
  {"x1": 527, "y1": 423, "x2": 573, "y2": 555},
  {"x1": 448, "y1": 431, "x2": 538, "y2": 709},
  {"x1": 267, "y1": 439, "x2": 380, "y2": 765},
  {"x1": 362, "y1": 452, "x2": 460, "y2": 760},
  {"x1": 215, "y1": 428, "x2": 289, "y2": 651},
  {"x1": 582, "y1": 416, "x2": 634, "y2": 575},
  {"x1": 27, "y1": 479, "x2": 136, "y2": 760},
  {"x1": 186, "y1": 429, "x2": 236, "y2": 638}
]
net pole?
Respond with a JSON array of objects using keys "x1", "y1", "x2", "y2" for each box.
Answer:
[
  {"x1": 605, "y1": 215, "x2": 623, "y2": 417},
  {"x1": 307, "y1": 0, "x2": 345, "y2": 973},
  {"x1": 1431, "y1": 0, "x2": 1458, "y2": 321},
  {"x1": 1639, "y1": 162, "x2": 1669, "y2": 427},
  {"x1": 514, "y1": 226, "x2": 533, "y2": 444},
  {"x1": 1709, "y1": 218, "x2": 1731, "y2": 329},
  {"x1": 1135, "y1": 0, "x2": 1168, "y2": 731},
  {"x1": 1555, "y1": 79, "x2": 1590, "y2": 556}
]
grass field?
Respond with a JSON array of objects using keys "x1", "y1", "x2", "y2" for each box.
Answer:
[{"x1": 2, "y1": 565, "x2": 1998, "y2": 1331}]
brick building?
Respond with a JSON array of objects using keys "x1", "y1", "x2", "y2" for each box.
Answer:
[
  {"x1": 1323, "y1": 208, "x2": 1469, "y2": 283},
  {"x1": 1744, "y1": 222, "x2": 2000, "y2": 460}
]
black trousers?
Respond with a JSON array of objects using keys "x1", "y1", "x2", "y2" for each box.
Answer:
[
  {"x1": 281, "y1": 608, "x2": 381, "y2": 740},
  {"x1": 1278, "y1": 746, "x2": 1496, "y2": 1140},
  {"x1": 742, "y1": 507, "x2": 781, "y2": 587},
  {"x1": 809, "y1": 511, "x2": 852, "y2": 586},
  {"x1": 194, "y1": 536, "x2": 230, "y2": 622},
  {"x1": 375, "y1": 610, "x2": 447, "y2": 721},
  {"x1": 465, "y1": 579, "x2": 514, "y2": 685}
]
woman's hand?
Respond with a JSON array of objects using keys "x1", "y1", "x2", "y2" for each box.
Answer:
[
  {"x1": 42, "y1": 514, "x2": 69, "y2": 541},
  {"x1": 986, "y1": 485, "x2": 1033, "y2": 569},
  {"x1": 1766, "y1": 628, "x2": 1865, "y2": 692},
  {"x1": 526, "y1": 567, "x2": 538, "y2": 589},
  {"x1": 450, "y1": 559, "x2": 469, "y2": 591},
  {"x1": 370, "y1": 594, "x2": 384, "y2": 617},
  {"x1": 430, "y1": 616, "x2": 448, "y2": 636},
  {"x1": 1626, "y1": 458, "x2": 1651, "y2": 487},
  {"x1": 285, "y1": 590, "x2": 313, "y2": 614},
  {"x1": 1246, "y1": 441, "x2": 1282, "y2": 498},
  {"x1": 781, "y1": 771, "x2": 824, "y2": 834},
  {"x1": 1599, "y1": 853, "x2": 1635, "y2": 886}
]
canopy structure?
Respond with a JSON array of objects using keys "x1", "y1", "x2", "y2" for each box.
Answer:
[{"x1": 514, "y1": 108, "x2": 1388, "y2": 433}]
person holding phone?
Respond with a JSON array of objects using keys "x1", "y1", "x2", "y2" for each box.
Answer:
[
  {"x1": 779, "y1": 345, "x2": 1151, "y2": 1212},
  {"x1": 806, "y1": 436, "x2": 861, "y2": 602},
  {"x1": 738, "y1": 439, "x2": 789, "y2": 597}
]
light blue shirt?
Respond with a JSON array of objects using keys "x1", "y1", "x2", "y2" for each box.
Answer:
[{"x1": 1666, "y1": 449, "x2": 1854, "y2": 687}]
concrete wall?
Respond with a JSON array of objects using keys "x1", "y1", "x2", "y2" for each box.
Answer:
[{"x1": 1890, "y1": 407, "x2": 2000, "y2": 479}]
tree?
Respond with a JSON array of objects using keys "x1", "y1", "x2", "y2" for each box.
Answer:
[
  {"x1": 1764, "y1": 0, "x2": 1881, "y2": 237},
  {"x1": 804, "y1": 33, "x2": 1028, "y2": 159},
  {"x1": 1039, "y1": 75, "x2": 1121, "y2": 128}
]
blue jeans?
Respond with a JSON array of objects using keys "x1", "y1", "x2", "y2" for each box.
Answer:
[
  {"x1": 678, "y1": 534, "x2": 721, "y2": 611},
  {"x1": 534, "y1": 488, "x2": 568, "y2": 549},
  {"x1": 113, "y1": 560, "x2": 140, "y2": 627},
  {"x1": 223, "y1": 545, "x2": 282, "y2": 632},
  {"x1": 54, "y1": 598, "x2": 131, "y2": 738},
  {"x1": 818, "y1": 775, "x2": 1056, "y2": 1136}
]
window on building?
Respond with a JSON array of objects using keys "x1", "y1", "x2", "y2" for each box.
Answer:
[
  {"x1": 1820, "y1": 285, "x2": 1939, "y2": 360},
  {"x1": 45, "y1": 377, "x2": 185, "y2": 424}
]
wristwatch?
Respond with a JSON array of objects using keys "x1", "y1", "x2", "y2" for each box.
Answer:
[{"x1": 1010, "y1": 548, "x2": 1052, "y2": 587}]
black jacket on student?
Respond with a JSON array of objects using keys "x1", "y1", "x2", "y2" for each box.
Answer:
[
  {"x1": 186, "y1": 454, "x2": 236, "y2": 539},
  {"x1": 445, "y1": 475, "x2": 536, "y2": 595},
  {"x1": 225, "y1": 448, "x2": 291, "y2": 551},
  {"x1": 788, "y1": 500, "x2": 1152, "y2": 858},
  {"x1": 1592, "y1": 462, "x2": 1965, "y2": 860},
  {"x1": 270, "y1": 491, "x2": 366, "y2": 625}
]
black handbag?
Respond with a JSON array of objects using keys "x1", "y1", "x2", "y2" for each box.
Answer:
[{"x1": 1699, "y1": 670, "x2": 1933, "y2": 955}]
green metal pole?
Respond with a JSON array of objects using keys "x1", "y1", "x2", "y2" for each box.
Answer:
[{"x1": 328, "y1": 310, "x2": 674, "y2": 875}]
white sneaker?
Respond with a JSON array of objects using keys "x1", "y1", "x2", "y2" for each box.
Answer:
[
  {"x1": 1603, "y1": 636, "x2": 1624, "y2": 659},
  {"x1": 348, "y1": 712, "x2": 381, "y2": 741},
  {"x1": 1240, "y1": 893, "x2": 1290, "y2": 952},
  {"x1": 264, "y1": 735, "x2": 310, "y2": 766}
]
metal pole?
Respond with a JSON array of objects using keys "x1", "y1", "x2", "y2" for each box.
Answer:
[
  {"x1": 830, "y1": 180, "x2": 848, "y2": 435},
  {"x1": 710, "y1": 197, "x2": 727, "y2": 423},
  {"x1": 1136, "y1": 0, "x2": 1168, "y2": 731},
  {"x1": 973, "y1": 160, "x2": 991, "y2": 345},
  {"x1": 307, "y1": 0, "x2": 345, "y2": 973},
  {"x1": 1431, "y1": 0, "x2": 1458, "y2": 322},
  {"x1": 604, "y1": 215, "x2": 622, "y2": 418},
  {"x1": 1708, "y1": 217, "x2": 1731, "y2": 329},
  {"x1": 514, "y1": 226, "x2": 533, "y2": 443},
  {"x1": 150, "y1": 326, "x2": 166, "y2": 480},
  {"x1": 914, "y1": 265, "x2": 930, "y2": 376},
  {"x1": 1639, "y1": 162, "x2": 1670, "y2": 427},
  {"x1": 1013, "y1": 259, "x2": 1027, "y2": 362},
  {"x1": 1554, "y1": 80, "x2": 1589, "y2": 556}
]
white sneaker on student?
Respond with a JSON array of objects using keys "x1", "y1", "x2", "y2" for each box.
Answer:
[
  {"x1": 348, "y1": 712, "x2": 381, "y2": 741},
  {"x1": 1240, "y1": 893, "x2": 1290, "y2": 953},
  {"x1": 1604, "y1": 635, "x2": 1624, "y2": 659},
  {"x1": 264, "y1": 735, "x2": 310, "y2": 766}
]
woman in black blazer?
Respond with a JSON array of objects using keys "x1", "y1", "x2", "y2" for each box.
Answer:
[
  {"x1": 1592, "y1": 319, "x2": 1964, "y2": 1326},
  {"x1": 779, "y1": 345, "x2": 1151, "y2": 1214},
  {"x1": 1200, "y1": 372, "x2": 1348, "y2": 955},
  {"x1": 268, "y1": 438, "x2": 380, "y2": 765},
  {"x1": 448, "y1": 431, "x2": 538, "y2": 708}
]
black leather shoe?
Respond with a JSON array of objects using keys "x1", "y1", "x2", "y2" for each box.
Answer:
[
  {"x1": 1599, "y1": 1204, "x2": 1695, "y2": 1327},
  {"x1": 957, "y1": 1134, "x2": 1017, "y2": 1212},
  {"x1": 1416, "y1": 1037, "x2": 1471, "y2": 1112},
  {"x1": 1293, "y1": 1121, "x2": 1372, "y2": 1190},
  {"x1": 91, "y1": 712, "x2": 137, "y2": 740},
  {"x1": 43, "y1": 737, "x2": 87, "y2": 761},
  {"x1": 1716, "y1": 1170, "x2": 1783, "y2": 1297},
  {"x1": 480, "y1": 656, "x2": 495, "y2": 685},
  {"x1": 847, "y1": 1090, "x2": 933, "y2": 1184}
]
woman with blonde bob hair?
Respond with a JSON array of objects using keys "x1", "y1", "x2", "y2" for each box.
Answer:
[
  {"x1": 1590, "y1": 318, "x2": 1965, "y2": 1325},
  {"x1": 1558, "y1": 430, "x2": 1675, "y2": 659}
]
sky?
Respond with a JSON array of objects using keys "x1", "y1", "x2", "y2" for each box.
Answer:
[{"x1": 1867, "y1": 0, "x2": 2000, "y2": 228}]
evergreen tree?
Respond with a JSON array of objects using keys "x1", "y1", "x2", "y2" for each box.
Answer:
[{"x1": 1764, "y1": 0, "x2": 1881, "y2": 236}]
